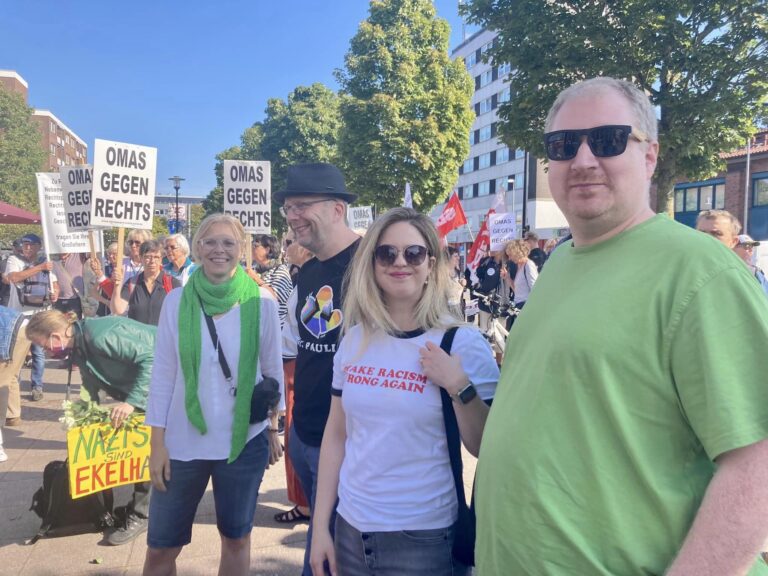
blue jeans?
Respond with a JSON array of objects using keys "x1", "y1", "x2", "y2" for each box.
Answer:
[
  {"x1": 30, "y1": 343, "x2": 45, "y2": 391},
  {"x1": 147, "y1": 431, "x2": 269, "y2": 548},
  {"x1": 288, "y1": 423, "x2": 336, "y2": 576},
  {"x1": 334, "y1": 513, "x2": 467, "y2": 576}
]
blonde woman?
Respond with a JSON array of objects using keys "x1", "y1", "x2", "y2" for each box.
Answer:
[
  {"x1": 310, "y1": 208, "x2": 499, "y2": 575},
  {"x1": 504, "y1": 238, "x2": 539, "y2": 316},
  {"x1": 143, "y1": 214, "x2": 283, "y2": 576}
]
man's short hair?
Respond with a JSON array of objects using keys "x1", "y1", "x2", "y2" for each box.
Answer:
[
  {"x1": 524, "y1": 231, "x2": 539, "y2": 242},
  {"x1": 545, "y1": 77, "x2": 658, "y2": 142},
  {"x1": 696, "y1": 209, "x2": 742, "y2": 236}
]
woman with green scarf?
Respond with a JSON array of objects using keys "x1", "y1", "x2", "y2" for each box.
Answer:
[{"x1": 143, "y1": 214, "x2": 284, "y2": 576}]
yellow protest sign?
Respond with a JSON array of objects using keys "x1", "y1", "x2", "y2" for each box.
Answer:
[{"x1": 66, "y1": 417, "x2": 150, "y2": 499}]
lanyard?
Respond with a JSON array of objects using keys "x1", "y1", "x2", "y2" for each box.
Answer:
[{"x1": 198, "y1": 297, "x2": 236, "y2": 396}]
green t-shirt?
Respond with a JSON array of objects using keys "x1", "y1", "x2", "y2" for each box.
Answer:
[{"x1": 476, "y1": 215, "x2": 768, "y2": 576}]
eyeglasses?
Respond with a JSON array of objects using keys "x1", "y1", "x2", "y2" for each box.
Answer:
[
  {"x1": 543, "y1": 125, "x2": 649, "y2": 161},
  {"x1": 142, "y1": 254, "x2": 163, "y2": 261},
  {"x1": 739, "y1": 243, "x2": 755, "y2": 250},
  {"x1": 128, "y1": 240, "x2": 143, "y2": 246},
  {"x1": 373, "y1": 244, "x2": 429, "y2": 267},
  {"x1": 165, "y1": 245, "x2": 179, "y2": 252},
  {"x1": 280, "y1": 198, "x2": 336, "y2": 218},
  {"x1": 199, "y1": 237, "x2": 239, "y2": 251}
]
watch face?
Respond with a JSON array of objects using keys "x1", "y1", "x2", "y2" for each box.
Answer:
[{"x1": 458, "y1": 384, "x2": 477, "y2": 404}]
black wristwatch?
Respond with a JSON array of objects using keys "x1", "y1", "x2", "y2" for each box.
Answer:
[{"x1": 451, "y1": 382, "x2": 477, "y2": 405}]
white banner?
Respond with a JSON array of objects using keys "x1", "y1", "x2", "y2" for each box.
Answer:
[
  {"x1": 348, "y1": 205, "x2": 373, "y2": 230},
  {"x1": 36, "y1": 173, "x2": 103, "y2": 254},
  {"x1": 91, "y1": 139, "x2": 157, "y2": 229},
  {"x1": 60, "y1": 164, "x2": 94, "y2": 232},
  {"x1": 489, "y1": 212, "x2": 517, "y2": 252},
  {"x1": 223, "y1": 160, "x2": 271, "y2": 234}
]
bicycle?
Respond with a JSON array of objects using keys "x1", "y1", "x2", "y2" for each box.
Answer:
[{"x1": 475, "y1": 291, "x2": 519, "y2": 365}]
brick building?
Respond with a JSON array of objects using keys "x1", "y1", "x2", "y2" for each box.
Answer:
[
  {"x1": 0, "y1": 70, "x2": 87, "y2": 172},
  {"x1": 674, "y1": 130, "x2": 768, "y2": 242}
]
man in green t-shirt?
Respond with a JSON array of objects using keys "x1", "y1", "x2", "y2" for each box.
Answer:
[{"x1": 475, "y1": 77, "x2": 768, "y2": 576}]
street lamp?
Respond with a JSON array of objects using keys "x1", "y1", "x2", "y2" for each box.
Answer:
[{"x1": 168, "y1": 176, "x2": 185, "y2": 234}]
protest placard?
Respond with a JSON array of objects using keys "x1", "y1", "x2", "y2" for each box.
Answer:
[
  {"x1": 60, "y1": 165, "x2": 94, "y2": 232},
  {"x1": 90, "y1": 139, "x2": 157, "y2": 229},
  {"x1": 489, "y1": 212, "x2": 517, "y2": 252},
  {"x1": 348, "y1": 205, "x2": 373, "y2": 231},
  {"x1": 223, "y1": 160, "x2": 271, "y2": 234},
  {"x1": 67, "y1": 419, "x2": 151, "y2": 499},
  {"x1": 36, "y1": 172, "x2": 102, "y2": 254}
]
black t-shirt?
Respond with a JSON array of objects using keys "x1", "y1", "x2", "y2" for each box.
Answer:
[
  {"x1": 120, "y1": 272, "x2": 180, "y2": 326},
  {"x1": 292, "y1": 239, "x2": 360, "y2": 446}
]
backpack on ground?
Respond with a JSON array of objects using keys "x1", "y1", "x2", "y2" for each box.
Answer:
[{"x1": 29, "y1": 459, "x2": 114, "y2": 543}]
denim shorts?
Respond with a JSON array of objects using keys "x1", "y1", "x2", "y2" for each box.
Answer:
[
  {"x1": 334, "y1": 513, "x2": 468, "y2": 576},
  {"x1": 147, "y1": 430, "x2": 269, "y2": 548}
]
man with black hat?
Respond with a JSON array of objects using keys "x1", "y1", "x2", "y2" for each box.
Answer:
[
  {"x1": 734, "y1": 234, "x2": 768, "y2": 297},
  {"x1": 2, "y1": 234, "x2": 58, "y2": 402},
  {"x1": 277, "y1": 163, "x2": 360, "y2": 576}
]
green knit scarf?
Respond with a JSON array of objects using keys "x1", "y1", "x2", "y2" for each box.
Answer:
[{"x1": 179, "y1": 266, "x2": 261, "y2": 463}]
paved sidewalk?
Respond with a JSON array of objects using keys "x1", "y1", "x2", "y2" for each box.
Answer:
[{"x1": 1, "y1": 361, "x2": 478, "y2": 575}]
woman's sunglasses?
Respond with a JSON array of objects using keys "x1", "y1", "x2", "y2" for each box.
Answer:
[
  {"x1": 543, "y1": 125, "x2": 649, "y2": 161},
  {"x1": 373, "y1": 244, "x2": 429, "y2": 267}
]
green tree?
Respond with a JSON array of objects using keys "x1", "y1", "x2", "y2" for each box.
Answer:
[
  {"x1": 462, "y1": 0, "x2": 768, "y2": 213},
  {"x1": 336, "y1": 0, "x2": 474, "y2": 212},
  {"x1": 202, "y1": 144, "x2": 248, "y2": 217},
  {"x1": 0, "y1": 88, "x2": 46, "y2": 210}
]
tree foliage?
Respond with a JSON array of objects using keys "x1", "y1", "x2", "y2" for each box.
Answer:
[
  {"x1": 462, "y1": 0, "x2": 768, "y2": 212},
  {"x1": 0, "y1": 88, "x2": 46, "y2": 211},
  {"x1": 336, "y1": 0, "x2": 474, "y2": 212}
]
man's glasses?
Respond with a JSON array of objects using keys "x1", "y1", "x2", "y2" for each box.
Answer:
[
  {"x1": 280, "y1": 198, "x2": 336, "y2": 218},
  {"x1": 199, "y1": 237, "x2": 239, "y2": 251},
  {"x1": 543, "y1": 125, "x2": 649, "y2": 161},
  {"x1": 373, "y1": 244, "x2": 429, "y2": 267}
]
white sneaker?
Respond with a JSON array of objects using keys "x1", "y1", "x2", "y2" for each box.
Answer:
[{"x1": 0, "y1": 447, "x2": 7, "y2": 462}]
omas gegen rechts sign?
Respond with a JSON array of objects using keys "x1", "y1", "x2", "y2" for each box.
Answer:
[
  {"x1": 223, "y1": 160, "x2": 271, "y2": 234},
  {"x1": 91, "y1": 139, "x2": 157, "y2": 229}
]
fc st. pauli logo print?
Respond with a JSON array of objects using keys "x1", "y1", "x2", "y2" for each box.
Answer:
[{"x1": 300, "y1": 285, "x2": 342, "y2": 337}]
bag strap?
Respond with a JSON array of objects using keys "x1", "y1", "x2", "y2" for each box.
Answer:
[
  {"x1": 198, "y1": 296, "x2": 234, "y2": 389},
  {"x1": 438, "y1": 327, "x2": 468, "y2": 508}
]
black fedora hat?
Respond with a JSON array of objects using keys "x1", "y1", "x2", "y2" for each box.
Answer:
[{"x1": 274, "y1": 163, "x2": 357, "y2": 205}]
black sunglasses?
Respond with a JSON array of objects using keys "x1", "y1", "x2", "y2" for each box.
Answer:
[
  {"x1": 543, "y1": 125, "x2": 649, "y2": 161},
  {"x1": 374, "y1": 244, "x2": 429, "y2": 267}
]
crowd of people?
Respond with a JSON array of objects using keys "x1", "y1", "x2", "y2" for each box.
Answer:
[{"x1": 1, "y1": 75, "x2": 768, "y2": 576}]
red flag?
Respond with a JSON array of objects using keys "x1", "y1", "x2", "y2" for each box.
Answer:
[
  {"x1": 467, "y1": 207, "x2": 494, "y2": 276},
  {"x1": 436, "y1": 191, "x2": 467, "y2": 237}
]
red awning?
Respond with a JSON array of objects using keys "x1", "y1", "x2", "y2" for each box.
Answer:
[{"x1": 0, "y1": 201, "x2": 41, "y2": 224}]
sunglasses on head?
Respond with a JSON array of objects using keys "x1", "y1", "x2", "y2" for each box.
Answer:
[
  {"x1": 373, "y1": 244, "x2": 429, "y2": 267},
  {"x1": 543, "y1": 125, "x2": 649, "y2": 161}
]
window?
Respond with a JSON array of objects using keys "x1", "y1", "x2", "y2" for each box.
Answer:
[
  {"x1": 479, "y1": 125, "x2": 492, "y2": 142},
  {"x1": 479, "y1": 97, "x2": 493, "y2": 114},
  {"x1": 465, "y1": 52, "x2": 477, "y2": 69},
  {"x1": 497, "y1": 62, "x2": 511, "y2": 77},
  {"x1": 478, "y1": 153, "x2": 491, "y2": 169},
  {"x1": 674, "y1": 189, "x2": 684, "y2": 212},
  {"x1": 478, "y1": 181, "x2": 491, "y2": 196},
  {"x1": 515, "y1": 148, "x2": 525, "y2": 160},
  {"x1": 480, "y1": 40, "x2": 494, "y2": 55},
  {"x1": 714, "y1": 184, "x2": 725, "y2": 209},
  {"x1": 684, "y1": 188, "x2": 698, "y2": 212},
  {"x1": 499, "y1": 87, "x2": 511, "y2": 103},
  {"x1": 49, "y1": 121, "x2": 55, "y2": 133},
  {"x1": 699, "y1": 186, "x2": 713, "y2": 210},
  {"x1": 496, "y1": 147, "x2": 509, "y2": 164},
  {"x1": 754, "y1": 176, "x2": 768, "y2": 206},
  {"x1": 478, "y1": 69, "x2": 493, "y2": 88},
  {"x1": 515, "y1": 173, "x2": 524, "y2": 191},
  {"x1": 50, "y1": 144, "x2": 56, "y2": 156},
  {"x1": 463, "y1": 159, "x2": 474, "y2": 174}
]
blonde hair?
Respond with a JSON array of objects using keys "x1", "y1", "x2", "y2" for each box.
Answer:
[
  {"x1": 343, "y1": 207, "x2": 458, "y2": 340},
  {"x1": 504, "y1": 239, "x2": 531, "y2": 263},
  {"x1": 191, "y1": 214, "x2": 246, "y2": 262},
  {"x1": 124, "y1": 229, "x2": 153, "y2": 256},
  {"x1": 696, "y1": 209, "x2": 742, "y2": 236},
  {"x1": 26, "y1": 310, "x2": 76, "y2": 342}
]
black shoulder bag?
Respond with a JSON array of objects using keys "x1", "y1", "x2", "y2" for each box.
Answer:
[
  {"x1": 199, "y1": 300, "x2": 280, "y2": 423},
  {"x1": 438, "y1": 326, "x2": 476, "y2": 567}
]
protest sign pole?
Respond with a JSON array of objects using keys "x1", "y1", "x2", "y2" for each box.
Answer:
[
  {"x1": 117, "y1": 227, "x2": 125, "y2": 277},
  {"x1": 246, "y1": 233, "x2": 253, "y2": 270},
  {"x1": 88, "y1": 230, "x2": 98, "y2": 261}
]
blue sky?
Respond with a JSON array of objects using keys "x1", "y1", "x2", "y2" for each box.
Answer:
[{"x1": 1, "y1": 1, "x2": 474, "y2": 198}]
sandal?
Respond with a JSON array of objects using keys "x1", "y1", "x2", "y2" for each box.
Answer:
[{"x1": 274, "y1": 505, "x2": 310, "y2": 524}]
